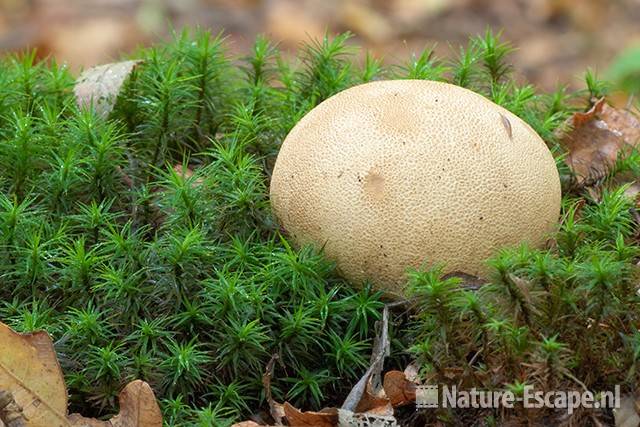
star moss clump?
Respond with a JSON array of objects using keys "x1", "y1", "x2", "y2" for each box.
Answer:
[{"x1": 1, "y1": 29, "x2": 639, "y2": 426}]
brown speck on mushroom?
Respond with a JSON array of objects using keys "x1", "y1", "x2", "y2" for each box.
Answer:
[{"x1": 500, "y1": 113, "x2": 513, "y2": 140}]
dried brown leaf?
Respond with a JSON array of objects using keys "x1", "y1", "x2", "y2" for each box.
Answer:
[
  {"x1": 342, "y1": 306, "x2": 390, "y2": 412},
  {"x1": 68, "y1": 380, "x2": 162, "y2": 427},
  {"x1": 354, "y1": 378, "x2": 392, "y2": 416},
  {"x1": 0, "y1": 390, "x2": 27, "y2": 427},
  {"x1": 562, "y1": 98, "x2": 640, "y2": 186},
  {"x1": 0, "y1": 323, "x2": 68, "y2": 427},
  {"x1": 74, "y1": 60, "x2": 141, "y2": 118},
  {"x1": 282, "y1": 403, "x2": 337, "y2": 427},
  {"x1": 0, "y1": 321, "x2": 161, "y2": 427},
  {"x1": 230, "y1": 422, "x2": 264, "y2": 427},
  {"x1": 383, "y1": 371, "x2": 417, "y2": 407}
]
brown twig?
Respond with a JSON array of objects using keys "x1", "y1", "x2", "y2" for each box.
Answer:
[{"x1": 262, "y1": 353, "x2": 284, "y2": 425}]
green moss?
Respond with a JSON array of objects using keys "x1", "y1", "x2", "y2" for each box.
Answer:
[{"x1": 0, "y1": 28, "x2": 638, "y2": 425}]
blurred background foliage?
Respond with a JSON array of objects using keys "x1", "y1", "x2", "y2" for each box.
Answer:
[{"x1": 1, "y1": 0, "x2": 640, "y2": 94}]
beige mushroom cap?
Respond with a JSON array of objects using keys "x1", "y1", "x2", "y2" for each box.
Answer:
[{"x1": 270, "y1": 80, "x2": 561, "y2": 295}]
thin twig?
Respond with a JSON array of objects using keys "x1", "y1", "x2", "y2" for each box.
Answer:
[{"x1": 262, "y1": 353, "x2": 284, "y2": 425}]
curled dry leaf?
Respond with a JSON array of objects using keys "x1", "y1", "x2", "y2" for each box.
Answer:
[
  {"x1": 561, "y1": 98, "x2": 640, "y2": 187},
  {"x1": 74, "y1": 60, "x2": 141, "y2": 118},
  {"x1": 282, "y1": 403, "x2": 338, "y2": 427},
  {"x1": 353, "y1": 379, "x2": 393, "y2": 416},
  {"x1": 383, "y1": 371, "x2": 417, "y2": 407},
  {"x1": 236, "y1": 308, "x2": 402, "y2": 426},
  {"x1": 0, "y1": 323, "x2": 68, "y2": 427},
  {"x1": 0, "y1": 322, "x2": 162, "y2": 427},
  {"x1": 68, "y1": 380, "x2": 162, "y2": 427},
  {"x1": 342, "y1": 306, "x2": 390, "y2": 412},
  {"x1": 341, "y1": 306, "x2": 399, "y2": 425}
]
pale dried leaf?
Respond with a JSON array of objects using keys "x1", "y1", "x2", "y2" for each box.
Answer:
[
  {"x1": 403, "y1": 362, "x2": 420, "y2": 384},
  {"x1": 342, "y1": 306, "x2": 390, "y2": 412},
  {"x1": 0, "y1": 323, "x2": 68, "y2": 427},
  {"x1": 614, "y1": 395, "x2": 640, "y2": 427},
  {"x1": 0, "y1": 390, "x2": 27, "y2": 427},
  {"x1": 74, "y1": 60, "x2": 141, "y2": 118},
  {"x1": 68, "y1": 381, "x2": 162, "y2": 427},
  {"x1": 337, "y1": 409, "x2": 398, "y2": 427},
  {"x1": 66, "y1": 415, "x2": 104, "y2": 427}
]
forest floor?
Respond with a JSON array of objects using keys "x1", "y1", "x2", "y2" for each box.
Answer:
[{"x1": 1, "y1": 0, "x2": 639, "y2": 91}]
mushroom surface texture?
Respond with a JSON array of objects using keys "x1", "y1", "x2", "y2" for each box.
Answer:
[{"x1": 270, "y1": 80, "x2": 561, "y2": 295}]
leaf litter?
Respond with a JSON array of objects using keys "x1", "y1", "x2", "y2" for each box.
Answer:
[
  {"x1": 561, "y1": 97, "x2": 640, "y2": 188},
  {"x1": 0, "y1": 322, "x2": 162, "y2": 427},
  {"x1": 233, "y1": 305, "x2": 422, "y2": 427},
  {"x1": 74, "y1": 60, "x2": 141, "y2": 118}
]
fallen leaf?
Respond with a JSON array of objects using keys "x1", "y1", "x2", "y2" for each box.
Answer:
[
  {"x1": 383, "y1": 371, "x2": 417, "y2": 407},
  {"x1": 233, "y1": 302, "x2": 401, "y2": 425},
  {"x1": 354, "y1": 378, "x2": 392, "y2": 416},
  {"x1": 337, "y1": 408, "x2": 398, "y2": 427},
  {"x1": 342, "y1": 306, "x2": 390, "y2": 412},
  {"x1": 403, "y1": 361, "x2": 421, "y2": 384},
  {"x1": 0, "y1": 390, "x2": 28, "y2": 427},
  {"x1": 0, "y1": 322, "x2": 162, "y2": 427},
  {"x1": 282, "y1": 403, "x2": 337, "y2": 427},
  {"x1": 68, "y1": 381, "x2": 162, "y2": 427},
  {"x1": 0, "y1": 323, "x2": 68, "y2": 427},
  {"x1": 614, "y1": 394, "x2": 640, "y2": 427},
  {"x1": 562, "y1": 98, "x2": 640, "y2": 186},
  {"x1": 230, "y1": 422, "x2": 263, "y2": 427},
  {"x1": 74, "y1": 60, "x2": 141, "y2": 118}
]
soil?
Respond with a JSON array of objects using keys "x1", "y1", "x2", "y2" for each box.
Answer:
[{"x1": 1, "y1": 0, "x2": 639, "y2": 91}]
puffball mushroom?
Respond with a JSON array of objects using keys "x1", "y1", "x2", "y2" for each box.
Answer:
[{"x1": 270, "y1": 80, "x2": 561, "y2": 295}]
